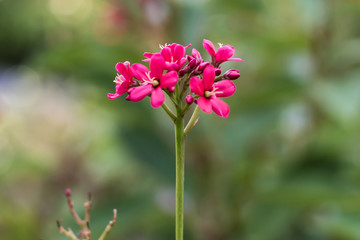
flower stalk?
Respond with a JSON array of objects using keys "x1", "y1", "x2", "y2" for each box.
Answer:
[
  {"x1": 107, "y1": 39, "x2": 243, "y2": 240},
  {"x1": 184, "y1": 106, "x2": 200, "y2": 136},
  {"x1": 175, "y1": 109, "x2": 185, "y2": 240}
]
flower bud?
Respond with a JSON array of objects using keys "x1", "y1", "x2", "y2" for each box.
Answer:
[
  {"x1": 198, "y1": 62, "x2": 210, "y2": 72},
  {"x1": 215, "y1": 68, "x2": 222, "y2": 76},
  {"x1": 182, "y1": 59, "x2": 199, "y2": 75},
  {"x1": 192, "y1": 48, "x2": 201, "y2": 59},
  {"x1": 186, "y1": 95, "x2": 194, "y2": 104},
  {"x1": 65, "y1": 188, "x2": 72, "y2": 197},
  {"x1": 224, "y1": 69, "x2": 240, "y2": 80},
  {"x1": 179, "y1": 69, "x2": 185, "y2": 77},
  {"x1": 188, "y1": 58, "x2": 197, "y2": 68}
]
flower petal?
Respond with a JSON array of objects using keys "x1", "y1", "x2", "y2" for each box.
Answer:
[
  {"x1": 132, "y1": 63, "x2": 149, "y2": 82},
  {"x1": 228, "y1": 58, "x2": 244, "y2": 62},
  {"x1": 150, "y1": 86, "x2": 165, "y2": 108},
  {"x1": 198, "y1": 62, "x2": 210, "y2": 72},
  {"x1": 160, "y1": 71, "x2": 178, "y2": 88},
  {"x1": 203, "y1": 39, "x2": 216, "y2": 57},
  {"x1": 128, "y1": 84, "x2": 153, "y2": 102},
  {"x1": 115, "y1": 81, "x2": 130, "y2": 96},
  {"x1": 167, "y1": 43, "x2": 177, "y2": 51},
  {"x1": 150, "y1": 53, "x2": 165, "y2": 79},
  {"x1": 192, "y1": 48, "x2": 201, "y2": 59},
  {"x1": 143, "y1": 53, "x2": 153, "y2": 62},
  {"x1": 190, "y1": 76, "x2": 204, "y2": 96},
  {"x1": 143, "y1": 52, "x2": 154, "y2": 59},
  {"x1": 115, "y1": 62, "x2": 132, "y2": 80},
  {"x1": 161, "y1": 47, "x2": 172, "y2": 62},
  {"x1": 210, "y1": 97, "x2": 230, "y2": 118},
  {"x1": 213, "y1": 80, "x2": 236, "y2": 97},
  {"x1": 215, "y1": 45, "x2": 235, "y2": 63},
  {"x1": 202, "y1": 65, "x2": 215, "y2": 91},
  {"x1": 173, "y1": 44, "x2": 185, "y2": 61},
  {"x1": 197, "y1": 97, "x2": 212, "y2": 113},
  {"x1": 165, "y1": 62, "x2": 178, "y2": 71},
  {"x1": 107, "y1": 93, "x2": 120, "y2": 99}
]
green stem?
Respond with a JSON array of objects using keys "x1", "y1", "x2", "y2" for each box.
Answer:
[
  {"x1": 175, "y1": 107, "x2": 185, "y2": 240},
  {"x1": 181, "y1": 103, "x2": 192, "y2": 116},
  {"x1": 161, "y1": 103, "x2": 176, "y2": 122},
  {"x1": 166, "y1": 91, "x2": 178, "y2": 107},
  {"x1": 184, "y1": 106, "x2": 200, "y2": 136}
]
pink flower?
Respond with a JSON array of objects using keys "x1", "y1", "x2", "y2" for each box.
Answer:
[
  {"x1": 203, "y1": 39, "x2": 244, "y2": 66},
  {"x1": 108, "y1": 61, "x2": 135, "y2": 99},
  {"x1": 127, "y1": 54, "x2": 178, "y2": 108},
  {"x1": 144, "y1": 43, "x2": 191, "y2": 71},
  {"x1": 190, "y1": 65, "x2": 236, "y2": 118}
]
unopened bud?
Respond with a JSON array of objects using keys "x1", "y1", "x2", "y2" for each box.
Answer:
[
  {"x1": 192, "y1": 48, "x2": 201, "y2": 59},
  {"x1": 179, "y1": 69, "x2": 185, "y2": 77},
  {"x1": 198, "y1": 62, "x2": 210, "y2": 72},
  {"x1": 224, "y1": 69, "x2": 240, "y2": 80},
  {"x1": 65, "y1": 188, "x2": 71, "y2": 197},
  {"x1": 188, "y1": 58, "x2": 197, "y2": 68},
  {"x1": 182, "y1": 59, "x2": 199, "y2": 76},
  {"x1": 186, "y1": 95, "x2": 194, "y2": 104},
  {"x1": 215, "y1": 68, "x2": 222, "y2": 76}
]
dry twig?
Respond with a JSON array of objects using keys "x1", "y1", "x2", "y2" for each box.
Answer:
[{"x1": 57, "y1": 188, "x2": 117, "y2": 240}]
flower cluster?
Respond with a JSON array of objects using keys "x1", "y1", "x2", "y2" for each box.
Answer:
[{"x1": 108, "y1": 39, "x2": 243, "y2": 118}]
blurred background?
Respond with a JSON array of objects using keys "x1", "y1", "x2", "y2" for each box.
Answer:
[{"x1": 1, "y1": 0, "x2": 360, "y2": 239}]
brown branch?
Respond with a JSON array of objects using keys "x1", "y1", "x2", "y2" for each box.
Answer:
[
  {"x1": 57, "y1": 220, "x2": 78, "y2": 240},
  {"x1": 98, "y1": 209, "x2": 117, "y2": 240},
  {"x1": 65, "y1": 188, "x2": 84, "y2": 226},
  {"x1": 58, "y1": 189, "x2": 116, "y2": 240},
  {"x1": 84, "y1": 192, "x2": 92, "y2": 224},
  {"x1": 58, "y1": 189, "x2": 91, "y2": 239}
]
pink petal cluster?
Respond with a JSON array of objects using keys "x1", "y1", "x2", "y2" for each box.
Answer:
[
  {"x1": 203, "y1": 39, "x2": 244, "y2": 66},
  {"x1": 144, "y1": 43, "x2": 191, "y2": 71},
  {"x1": 190, "y1": 65, "x2": 235, "y2": 118},
  {"x1": 128, "y1": 54, "x2": 178, "y2": 108},
  {"x1": 108, "y1": 39, "x2": 244, "y2": 118},
  {"x1": 107, "y1": 61, "x2": 135, "y2": 99}
]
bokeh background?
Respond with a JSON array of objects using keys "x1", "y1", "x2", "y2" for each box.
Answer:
[{"x1": 1, "y1": 0, "x2": 360, "y2": 239}]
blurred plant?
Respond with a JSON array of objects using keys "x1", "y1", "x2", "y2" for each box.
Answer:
[
  {"x1": 57, "y1": 188, "x2": 117, "y2": 240},
  {"x1": 108, "y1": 39, "x2": 243, "y2": 240}
]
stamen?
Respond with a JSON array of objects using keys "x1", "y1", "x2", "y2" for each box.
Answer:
[
  {"x1": 113, "y1": 74, "x2": 124, "y2": 84},
  {"x1": 204, "y1": 86, "x2": 223, "y2": 98},
  {"x1": 142, "y1": 71, "x2": 158, "y2": 86},
  {"x1": 212, "y1": 86, "x2": 223, "y2": 95},
  {"x1": 159, "y1": 43, "x2": 169, "y2": 49},
  {"x1": 217, "y1": 43, "x2": 223, "y2": 48}
]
